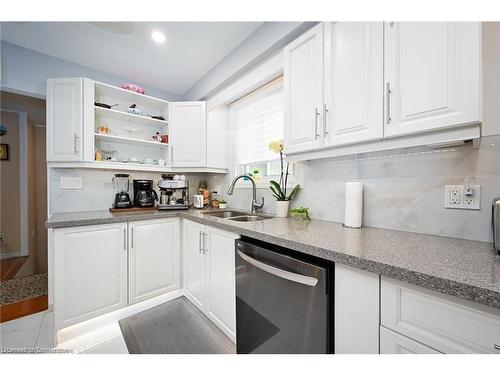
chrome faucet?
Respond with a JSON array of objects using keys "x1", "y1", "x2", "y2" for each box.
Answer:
[{"x1": 227, "y1": 174, "x2": 264, "y2": 213}]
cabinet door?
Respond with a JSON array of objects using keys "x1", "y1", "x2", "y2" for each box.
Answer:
[
  {"x1": 384, "y1": 22, "x2": 481, "y2": 137},
  {"x1": 284, "y1": 23, "x2": 324, "y2": 154},
  {"x1": 380, "y1": 327, "x2": 441, "y2": 354},
  {"x1": 206, "y1": 227, "x2": 238, "y2": 342},
  {"x1": 334, "y1": 264, "x2": 380, "y2": 353},
  {"x1": 54, "y1": 223, "x2": 128, "y2": 329},
  {"x1": 47, "y1": 78, "x2": 84, "y2": 161},
  {"x1": 206, "y1": 107, "x2": 228, "y2": 169},
  {"x1": 324, "y1": 22, "x2": 383, "y2": 146},
  {"x1": 183, "y1": 220, "x2": 207, "y2": 310},
  {"x1": 129, "y1": 219, "x2": 180, "y2": 304},
  {"x1": 170, "y1": 101, "x2": 207, "y2": 167}
]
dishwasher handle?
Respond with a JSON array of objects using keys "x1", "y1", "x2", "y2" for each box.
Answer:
[{"x1": 237, "y1": 250, "x2": 318, "y2": 287}]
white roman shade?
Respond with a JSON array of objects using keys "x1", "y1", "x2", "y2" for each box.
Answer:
[{"x1": 231, "y1": 78, "x2": 283, "y2": 166}]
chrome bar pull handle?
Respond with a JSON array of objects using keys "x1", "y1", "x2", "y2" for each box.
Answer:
[
  {"x1": 323, "y1": 104, "x2": 329, "y2": 137},
  {"x1": 73, "y1": 133, "x2": 79, "y2": 154},
  {"x1": 494, "y1": 344, "x2": 500, "y2": 351},
  {"x1": 386, "y1": 82, "x2": 392, "y2": 125},
  {"x1": 198, "y1": 231, "x2": 203, "y2": 254},
  {"x1": 202, "y1": 232, "x2": 208, "y2": 254},
  {"x1": 131, "y1": 227, "x2": 134, "y2": 248},
  {"x1": 314, "y1": 108, "x2": 320, "y2": 139},
  {"x1": 123, "y1": 228, "x2": 126, "y2": 250}
]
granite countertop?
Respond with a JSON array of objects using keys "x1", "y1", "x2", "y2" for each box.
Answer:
[{"x1": 47, "y1": 208, "x2": 500, "y2": 310}]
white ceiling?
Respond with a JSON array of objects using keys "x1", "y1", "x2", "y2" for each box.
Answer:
[{"x1": 0, "y1": 22, "x2": 264, "y2": 96}]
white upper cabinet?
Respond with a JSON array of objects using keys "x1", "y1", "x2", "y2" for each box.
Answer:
[
  {"x1": 324, "y1": 22, "x2": 384, "y2": 146},
  {"x1": 128, "y1": 219, "x2": 180, "y2": 305},
  {"x1": 284, "y1": 23, "x2": 324, "y2": 154},
  {"x1": 384, "y1": 22, "x2": 481, "y2": 137},
  {"x1": 47, "y1": 78, "x2": 93, "y2": 161},
  {"x1": 206, "y1": 107, "x2": 228, "y2": 169},
  {"x1": 170, "y1": 101, "x2": 207, "y2": 167}
]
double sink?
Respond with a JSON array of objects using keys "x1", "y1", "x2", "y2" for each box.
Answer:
[{"x1": 202, "y1": 210, "x2": 273, "y2": 222}]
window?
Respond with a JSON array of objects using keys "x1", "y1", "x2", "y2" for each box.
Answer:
[{"x1": 231, "y1": 77, "x2": 293, "y2": 183}]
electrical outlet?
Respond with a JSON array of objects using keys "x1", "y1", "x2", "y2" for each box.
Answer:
[{"x1": 444, "y1": 185, "x2": 480, "y2": 210}]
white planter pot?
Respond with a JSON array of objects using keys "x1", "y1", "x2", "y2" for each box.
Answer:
[{"x1": 275, "y1": 201, "x2": 290, "y2": 218}]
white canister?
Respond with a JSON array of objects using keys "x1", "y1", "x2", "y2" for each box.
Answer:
[
  {"x1": 193, "y1": 195, "x2": 204, "y2": 209},
  {"x1": 344, "y1": 182, "x2": 363, "y2": 228}
]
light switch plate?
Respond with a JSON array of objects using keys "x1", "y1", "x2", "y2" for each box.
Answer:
[
  {"x1": 444, "y1": 184, "x2": 480, "y2": 210},
  {"x1": 60, "y1": 177, "x2": 82, "y2": 190}
]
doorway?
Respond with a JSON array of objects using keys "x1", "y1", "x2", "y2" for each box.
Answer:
[{"x1": 0, "y1": 90, "x2": 48, "y2": 322}]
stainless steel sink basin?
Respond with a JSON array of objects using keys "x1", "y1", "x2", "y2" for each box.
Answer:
[
  {"x1": 202, "y1": 210, "x2": 247, "y2": 218},
  {"x1": 202, "y1": 210, "x2": 273, "y2": 222},
  {"x1": 227, "y1": 215, "x2": 269, "y2": 222}
]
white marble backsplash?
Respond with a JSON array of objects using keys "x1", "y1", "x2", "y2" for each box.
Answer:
[
  {"x1": 208, "y1": 135, "x2": 500, "y2": 243},
  {"x1": 49, "y1": 169, "x2": 207, "y2": 214},
  {"x1": 49, "y1": 136, "x2": 500, "y2": 242}
]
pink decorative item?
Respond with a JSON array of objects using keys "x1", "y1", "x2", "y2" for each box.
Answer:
[{"x1": 121, "y1": 83, "x2": 145, "y2": 94}]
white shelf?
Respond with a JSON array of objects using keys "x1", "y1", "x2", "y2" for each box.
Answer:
[
  {"x1": 95, "y1": 133, "x2": 169, "y2": 147},
  {"x1": 94, "y1": 106, "x2": 168, "y2": 127},
  {"x1": 94, "y1": 81, "x2": 170, "y2": 109},
  {"x1": 48, "y1": 161, "x2": 229, "y2": 174}
]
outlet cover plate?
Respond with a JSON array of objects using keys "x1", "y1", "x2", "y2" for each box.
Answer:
[
  {"x1": 444, "y1": 184, "x2": 480, "y2": 210},
  {"x1": 60, "y1": 177, "x2": 82, "y2": 190}
]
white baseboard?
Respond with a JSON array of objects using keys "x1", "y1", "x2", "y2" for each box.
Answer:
[
  {"x1": 56, "y1": 289, "x2": 183, "y2": 344},
  {"x1": 0, "y1": 250, "x2": 22, "y2": 260}
]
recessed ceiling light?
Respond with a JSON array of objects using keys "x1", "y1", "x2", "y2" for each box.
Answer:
[{"x1": 151, "y1": 31, "x2": 166, "y2": 43}]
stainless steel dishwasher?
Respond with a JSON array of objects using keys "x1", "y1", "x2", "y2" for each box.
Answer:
[{"x1": 235, "y1": 237, "x2": 334, "y2": 354}]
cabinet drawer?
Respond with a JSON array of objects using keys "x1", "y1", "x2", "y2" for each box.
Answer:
[
  {"x1": 380, "y1": 326, "x2": 441, "y2": 354},
  {"x1": 381, "y1": 277, "x2": 500, "y2": 354}
]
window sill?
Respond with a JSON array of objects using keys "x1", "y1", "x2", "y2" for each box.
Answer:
[{"x1": 233, "y1": 180, "x2": 298, "y2": 190}]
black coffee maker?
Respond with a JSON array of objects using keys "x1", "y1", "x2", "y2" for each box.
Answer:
[{"x1": 133, "y1": 180, "x2": 158, "y2": 207}]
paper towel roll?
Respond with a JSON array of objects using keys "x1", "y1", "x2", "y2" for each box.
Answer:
[{"x1": 344, "y1": 182, "x2": 363, "y2": 228}]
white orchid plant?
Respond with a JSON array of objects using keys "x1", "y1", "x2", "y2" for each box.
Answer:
[{"x1": 268, "y1": 140, "x2": 300, "y2": 201}]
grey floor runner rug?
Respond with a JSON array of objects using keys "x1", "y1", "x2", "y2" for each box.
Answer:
[{"x1": 119, "y1": 296, "x2": 236, "y2": 354}]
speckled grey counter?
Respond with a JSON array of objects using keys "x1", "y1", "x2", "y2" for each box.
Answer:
[{"x1": 47, "y1": 209, "x2": 500, "y2": 310}]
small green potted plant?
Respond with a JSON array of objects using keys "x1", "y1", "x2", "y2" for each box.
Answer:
[
  {"x1": 219, "y1": 199, "x2": 227, "y2": 209},
  {"x1": 268, "y1": 140, "x2": 300, "y2": 217}
]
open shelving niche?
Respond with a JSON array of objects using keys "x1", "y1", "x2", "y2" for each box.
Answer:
[{"x1": 93, "y1": 81, "x2": 171, "y2": 168}]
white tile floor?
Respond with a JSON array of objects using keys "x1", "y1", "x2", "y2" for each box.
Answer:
[{"x1": 0, "y1": 311, "x2": 129, "y2": 354}]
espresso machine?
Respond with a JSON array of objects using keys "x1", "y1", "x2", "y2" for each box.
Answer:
[
  {"x1": 133, "y1": 179, "x2": 158, "y2": 208},
  {"x1": 157, "y1": 174, "x2": 189, "y2": 210},
  {"x1": 112, "y1": 174, "x2": 133, "y2": 209}
]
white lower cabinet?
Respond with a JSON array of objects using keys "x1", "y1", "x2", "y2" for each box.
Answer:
[
  {"x1": 54, "y1": 223, "x2": 128, "y2": 330},
  {"x1": 183, "y1": 220, "x2": 207, "y2": 310},
  {"x1": 380, "y1": 327, "x2": 441, "y2": 354},
  {"x1": 128, "y1": 219, "x2": 180, "y2": 304},
  {"x1": 183, "y1": 219, "x2": 239, "y2": 342},
  {"x1": 381, "y1": 277, "x2": 500, "y2": 354},
  {"x1": 334, "y1": 264, "x2": 380, "y2": 354},
  {"x1": 54, "y1": 219, "x2": 181, "y2": 331}
]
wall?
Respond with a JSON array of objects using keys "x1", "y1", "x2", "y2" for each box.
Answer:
[
  {"x1": 210, "y1": 138, "x2": 500, "y2": 243},
  {"x1": 0, "y1": 110, "x2": 21, "y2": 255},
  {"x1": 183, "y1": 22, "x2": 316, "y2": 100},
  {"x1": 0, "y1": 41, "x2": 181, "y2": 101},
  {"x1": 49, "y1": 169, "x2": 209, "y2": 214},
  {"x1": 207, "y1": 22, "x2": 500, "y2": 244}
]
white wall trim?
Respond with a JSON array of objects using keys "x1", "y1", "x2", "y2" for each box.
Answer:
[
  {"x1": 207, "y1": 51, "x2": 284, "y2": 110},
  {"x1": 19, "y1": 112, "x2": 29, "y2": 257}
]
